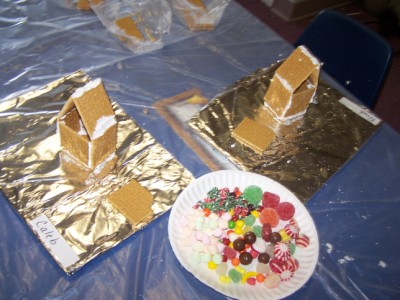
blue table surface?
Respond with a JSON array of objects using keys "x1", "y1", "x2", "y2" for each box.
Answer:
[{"x1": 1, "y1": 1, "x2": 399, "y2": 299}]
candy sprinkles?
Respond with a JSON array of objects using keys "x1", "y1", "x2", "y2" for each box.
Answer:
[{"x1": 176, "y1": 186, "x2": 310, "y2": 288}]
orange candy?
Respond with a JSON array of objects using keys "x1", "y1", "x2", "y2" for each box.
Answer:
[
  {"x1": 203, "y1": 208, "x2": 211, "y2": 217},
  {"x1": 256, "y1": 274, "x2": 265, "y2": 282},
  {"x1": 259, "y1": 208, "x2": 279, "y2": 227},
  {"x1": 231, "y1": 257, "x2": 240, "y2": 266}
]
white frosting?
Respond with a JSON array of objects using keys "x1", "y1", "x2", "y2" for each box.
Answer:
[
  {"x1": 91, "y1": 115, "x2": 117, "y2": 139},
  {"x1": 263, "y1": 100, "x2": 310, "y2": 125},
  {"x1": 298, "y1": 45, "x2": 320, "y2": 66},
  {"x1": 77, "y1": 119, "x2": 88, "y2": 136},
  {"x1": 281, "y1": 94, "x2": 293, "y2": 119},
  {"x1": 275, "y1": 73, "x2": 294, "y2": 92},
  {"x1": 92, "y1": 152, "x2": 116, "y2": 176},
  {"x1": 61, "y1": 152, "x2": 74, "y2": 163},
  {"x1": 71, "y1": 78, "x2": 102, "y2": 99}
]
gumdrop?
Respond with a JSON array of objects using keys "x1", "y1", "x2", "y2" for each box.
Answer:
[
  {"x1": 262, "y1": 191, "x2": 280, "y2": 208},
  {"x1": 259, "y1": 208, "x2": 279, "y2": 227},
  {"x1": 276, "y1": 202, "x2": 295, "y2": 221},
  {"x1": 243, "y1": 185, "x2": 263, "y2": 206},
  {"x1": 244, "y1": 214, "x2": 256, "y2": 226}
]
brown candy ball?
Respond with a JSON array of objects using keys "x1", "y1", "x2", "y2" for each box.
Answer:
[
  {"x1": 233, "y1": 238, "x2": 246, "y2": 251},
  {"x1": 270, "y1": 232, "x2": 282, "y2": 244},
  {"x1": 239, "y1": 252, "x2": 253, "y2": 265},
  {"x1": 258, "y1": 252, "x2": 270, "y2": 264},
  {"x1": 244, "y1": 231, "x2": 256, "y2": 244}
]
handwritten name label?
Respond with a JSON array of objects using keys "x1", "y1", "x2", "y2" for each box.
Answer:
[
  {"x1": 339, "y1": 97, "x2": 381, "y2": 126},
  {"x1": 30, "y1": 214, "x2": 79, "y2": 269}
]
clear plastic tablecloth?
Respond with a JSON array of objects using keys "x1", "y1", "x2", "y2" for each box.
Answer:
[{"x1": 1, "y1": 1, "x2": 400, "y2": 299}]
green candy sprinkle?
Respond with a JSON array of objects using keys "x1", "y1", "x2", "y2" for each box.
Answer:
[{"x1": 195, "y1": 187, "x2": 247, "y2": 214}]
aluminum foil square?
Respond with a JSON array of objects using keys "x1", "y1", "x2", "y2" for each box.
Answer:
[
  {"x1": 0, "y1": 71, "x2": 193, "y2": 274},
  {"x1": 188, "y1": 63, "x2": 380, "y2": 202}
]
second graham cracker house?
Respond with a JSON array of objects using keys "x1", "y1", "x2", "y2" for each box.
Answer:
[
  {"x1": 58, "y1": 78, "x2": 117, "y2": 170},
  {"x1": 264, "y1": 45, "x2": 321, "y2": 121}
]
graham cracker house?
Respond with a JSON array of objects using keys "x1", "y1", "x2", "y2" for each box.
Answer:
[
  {"x1": 57, "y1": 78, "x2": 117, "y2": 170},
  {"x1": 264, "y1": 45, "x2": 321, "y2": 121}
]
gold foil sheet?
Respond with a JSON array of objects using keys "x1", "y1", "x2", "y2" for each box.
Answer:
[
  {"x1": 0, "y1": 71, "x2": 193, "y2": 274},
  {"x1": 188, "y1": 63, "x2": 380, "y2": 203}
]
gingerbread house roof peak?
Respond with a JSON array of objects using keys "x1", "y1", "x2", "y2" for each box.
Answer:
[
  {"x1": 275, "y1": 45, "x2": 321, "y2": 91},
  {"x1": 58, "y1": 78, "x2": 116, "y2": 140}
]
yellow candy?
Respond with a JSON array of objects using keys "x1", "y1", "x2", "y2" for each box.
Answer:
[
  {"x1": 234, "y1": 227, "x2": 243, "y2": 235},
  {"x1": 251, "y1": 210, "x2": 259, "y2": 218},
  {"x1": 242, "y1": 271, "x2": 258, "y2": 283},
  {"x1": 208, "y1": 261, "x2": 217, "y2": 270},
  {"x1": 219, "y1": 275, "x2": 231, "y2": 283},
  {"x1": 229, "y1": 209, "x2": 234, "y2": 216},
  {"x1": 242, "y1": 225, "x2": 252, "y2": 235},
  {"x1": 235, "y1": 219, "x2": 245, "y2": 229},
  {"x1": 279, "y1": 229, "x2": 291, "y2": 243},
  {"x1": 235, "y1": 266, "x2": 246, "y2": 275}
]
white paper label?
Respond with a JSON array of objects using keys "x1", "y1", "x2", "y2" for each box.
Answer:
[
  {"x1": 30, "y1": 214, "x2": 79, "y2": 269},
  {"x1": 339, "y1": 97, "x2": 381, "y2": 126}
]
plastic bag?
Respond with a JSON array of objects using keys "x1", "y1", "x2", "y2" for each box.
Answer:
[
  {"x1": 170, "y1": 0, "x2": 230, "y2": 31},
  {"x1": 91, "y1": 0, "x2": 172, "y2": 53}
]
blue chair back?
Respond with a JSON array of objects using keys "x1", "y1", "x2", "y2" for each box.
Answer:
[{"x1": 295, "y1": 9, "x2": 392, "y2": 108}]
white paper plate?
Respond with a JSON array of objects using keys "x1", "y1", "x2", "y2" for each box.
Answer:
[{"x1": 168, "y1": 170, "x2": 319, "y2": 300}]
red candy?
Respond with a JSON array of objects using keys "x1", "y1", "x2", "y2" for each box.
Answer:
[
  {"x1": 250, "y1": 249, "x2": 259, "y2": 258},
  {"x1": 289, "y1": 218, "x2": 299, "y2": 229},
  {"x1": 261, "y1": 223, "x2": 272, "y2": 242},
  {"x1": 269, "y1": 258, "x2": 285, "y2": 274},
  {"x1": 276, "y1": 202, "x2": 295, "y2": 221},
  {"x1": 284, "y1": 223, "x2": 300, "y2": 239},
  {"x1": 189, "y1": 186, "x2": 308, "y2": 288},
  {"x1": 273, "y1": 242, "x2": 291, "y2": 262},
  {"x1": 262, "y1": 191, "x2": 280, "y2": 208},
  {"x1": 246, "y1": 277, "x2": 257, "y2": 285},
  {"x1": 285, "y1": 257, "x2": 299, "y2": 272},
  {"x1": 295, "y1": 234, "x2": 310, "y2": 248},
  {"x1": 279, "y1": 265, "x2": 294, "y2": 281},
  {"x1": 223, "y1": 246, "x2": 237, "y2": 260},
  {"x1": 259, "y1": 208, "x2": 279, "y2": 227},
  {"x1": 222, "y1": 238, "x2": 230, "y2": 246}
]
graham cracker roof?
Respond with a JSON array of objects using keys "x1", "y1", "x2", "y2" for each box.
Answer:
[
  {"x1": 275, "y1": 45, "x2": 320, "y2": 91},
  {"x1": 58, "y1": 79, "x2": 115, "y2": 139}
]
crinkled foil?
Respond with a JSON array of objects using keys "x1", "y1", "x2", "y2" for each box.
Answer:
[
  {"x1": 188, "y1": 63, "x2": 380, "y2": 203},
  {"x1": 0, "y1": 71, "x2": 193, "y2": 274}
]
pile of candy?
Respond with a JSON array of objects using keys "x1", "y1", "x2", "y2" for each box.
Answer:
[{"x1": 176, "y1": 185, "x2": 310, "y2": 288}]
